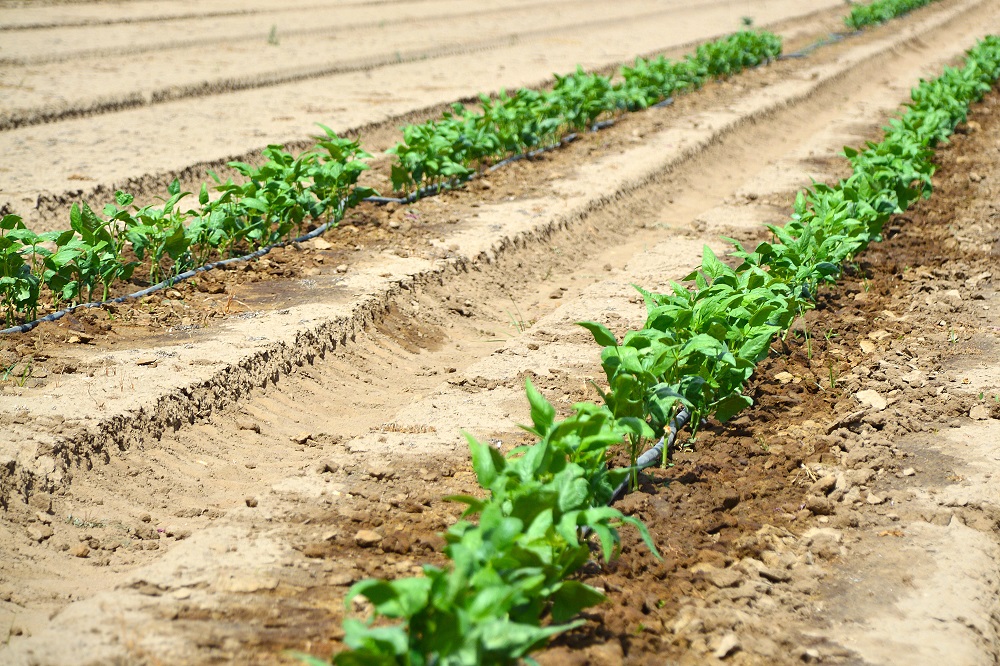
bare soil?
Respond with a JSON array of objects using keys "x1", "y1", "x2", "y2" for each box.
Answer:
[{"x1": 1, "y1": 0, "x2": 1000, "y2": 664}]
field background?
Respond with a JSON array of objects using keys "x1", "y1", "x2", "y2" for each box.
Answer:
[{"x1": 1, "y1": 1, "x2": 1000, "y2": 665}]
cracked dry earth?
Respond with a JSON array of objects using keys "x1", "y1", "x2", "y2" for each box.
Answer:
[{"x1": 1, "y1": 0, "x2": 1000, "y2": 664}]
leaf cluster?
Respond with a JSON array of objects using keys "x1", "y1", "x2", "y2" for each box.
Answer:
[
  {"x1": 579, "y1": 249, "x2": 797, "y2": 470},
  {"x1": 844, "y1": 0, "x2": 939, "y2": 30},
  {"x1": 332, "y1": 383, "x2": 657, "y2": 665}
]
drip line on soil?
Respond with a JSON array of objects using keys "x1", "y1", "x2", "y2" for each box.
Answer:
[
  {"x1": 609, "y1": 407, "x2": 692, "y2": 504},
  {"x1": 0, "y1": 210, "x2": 346, "y2": 336},
  {"x1": 779, "y1": 31, "x2": 856, "y2": 60}
]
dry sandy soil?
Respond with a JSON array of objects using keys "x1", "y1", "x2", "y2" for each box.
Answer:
[{"x1": 1, "y1": 0, "x2": 1000, "y2": 664}]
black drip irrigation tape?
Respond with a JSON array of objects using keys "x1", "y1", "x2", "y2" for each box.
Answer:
[
  {"x1": 608, "y1": 407, "x2": 692, "y2": 505},
  {"x1": 778, "y1": 31, "x2": 858, "y2": 60},
  {"x1": 0, "y1": 211, "x2": 346, "y2": 336},
  {"x1": 485, "y1": 135, "x2": 578, "y2": 172},
  {"x1": 578, "y1": 407, "x2": 692, "y2": 539}
]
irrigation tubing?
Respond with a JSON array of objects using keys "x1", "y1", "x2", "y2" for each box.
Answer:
[
  {"x1": 608, "y1": 407, "x2": 692, "y2": 505},
  {"x1": 778, "y1": 31, "x2": 857, "y2": 60},
  {"x1": 0, "y1": 211, "x2": 345, "y2": 336},
  {"x1": 577, "y1": 407, "x2": 692, "y2": 540}
]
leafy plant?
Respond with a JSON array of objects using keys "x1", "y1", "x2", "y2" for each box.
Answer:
[
  {"x1": 844, "y1": 0, "x2": 939, "y2": 30},
  {"x1": 0, "y1": 215, "x2": 39, "y2": 324},
  {"x1": 329, "y1": 382, "x2": 657, "y2": 665}
]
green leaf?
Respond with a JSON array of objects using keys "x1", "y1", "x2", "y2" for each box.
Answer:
[
  {"x1": 480, "y1": 619, "x2": 576, "y2": 657},
  {"x1": 525, "y1": 379, "x2": 555, "y2": 435},
  {"x1": 549, "y1": 581, "x2": 607, "y2": 622},
  {"x1": 577, "y1": 321, "x2": 618, "y2": 347},
  {"x1": 465, "y1": 432, "x2": 505, "y2": 488},
  {"x1": 714, "y1": 393, "x2": 753, "y2": 422},
  {"x1": 557, "y1": 476, "x2": 590, "y2": 512},
  {"x1": 335, "y1": 619, "x2": 408, "y2": 664},
  {"x1": 241, "y1": 197, "x2": 269, "y2": 213},
  {"x1": 344, "y1": 577, "x2": 430, "y2": 619},
  {"x1": 114, "y1": 190, "x2": 135, "y2": 208},
  {"x1": 738, "y1": 329, "x2": 777, "y2": 363}
]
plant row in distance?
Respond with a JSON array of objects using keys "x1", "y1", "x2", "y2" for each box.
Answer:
[
  {"x1": 0, "y1": 0, "x2": 949, "y2": 329},
  {"x1": 844, "y1": 0, "x2": 940, "y2": 31}
]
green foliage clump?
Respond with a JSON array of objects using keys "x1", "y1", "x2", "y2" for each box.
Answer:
[{"x1": 844, "y1": 0, "x2": 939, "y2": 30}]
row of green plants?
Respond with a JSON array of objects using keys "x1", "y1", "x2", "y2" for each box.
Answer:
[
  {"x1": 0, "y1": 32, "x2": 783, "y2": 329},
  {"x1": 584, "y1": 34, "x2": 1000, "y2": 476},
  {"x1": 0, "y1": 129, "x2": 372, "y2": 326},
  {"x1": 313, "y1": 35, "x2": 1000, "y2": 665},
  {"x1": 844, "y1": 0, "x2": 939, "y2": 30},
  {"x1": 388, "y1": 31, "x2": 782, "y2": 194}
]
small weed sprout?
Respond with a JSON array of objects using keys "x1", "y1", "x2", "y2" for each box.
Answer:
[{"x1": 267, "y1": 25, "x2": 279, "y2": 46}]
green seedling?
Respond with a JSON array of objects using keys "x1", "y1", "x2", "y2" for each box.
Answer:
[
  {"x1": 331, "y1": 382, "x2": 658, "y2": 665},
  {"x1": 845, "y1": 0, "x2": 940, "y2": 31}
]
